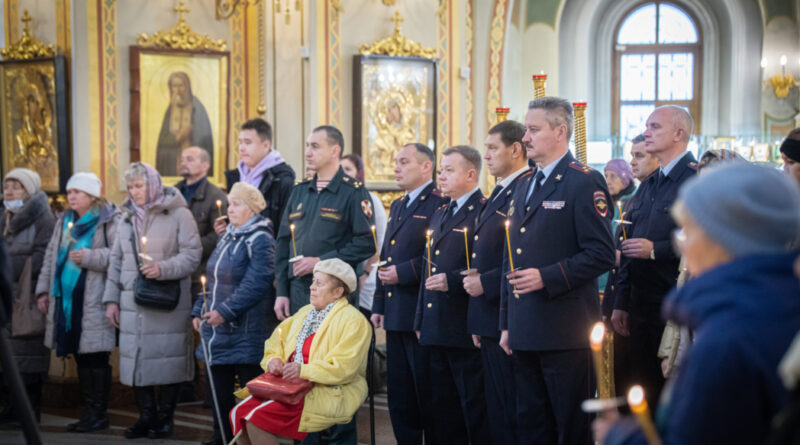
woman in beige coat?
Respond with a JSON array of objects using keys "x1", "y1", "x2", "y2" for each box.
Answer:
[
  {"x1": 36, "y1": 172, "x2": 118, "y2": 432},
  {"x1": 103, "y1": 162, "x2": 201, "y2": 440}
]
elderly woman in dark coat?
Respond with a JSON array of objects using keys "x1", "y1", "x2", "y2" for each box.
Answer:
[
  {"x1": 192, "y1": 182, "x2": 275, "y2": 445},
  {"x1": 0, "y1": 168, "x2": 56, "y2": 424}
]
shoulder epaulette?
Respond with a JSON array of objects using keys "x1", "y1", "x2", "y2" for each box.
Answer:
[
  {"x1": 568, "y1": 161, "x2": 593, "y2": 175},
  {"x1": 687, "y1": 161, "x2": 698, "y2": 170},
  {"x1": 520, "y1": 170, "x2": 535, "y2": 179},
  {"x1": 341, "y1": 176, "x2": 362, "y2": 189},
  {"x1": 431, "y1": 188, "x2": 443, "y2": 197}
]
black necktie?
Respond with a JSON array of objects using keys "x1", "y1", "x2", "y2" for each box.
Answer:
[
  {"x1": 442, "y1": 200, "x2": 457, "y2": 224},
  {"x1": 656, "y1": 170, "x2": 666, "y2": 188},
  {"x1": 396, "y1": 195, "x2": 410, "y2": 220},
  {"x1": 527, "y1": 170, "x2": 545, "y2": 206},
  {"x1": 489, "y1": 184, "x2": 504, "y2": 202}
]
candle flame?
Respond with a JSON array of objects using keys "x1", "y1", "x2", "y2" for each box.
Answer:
[
  {"x1": 505, "y1": 220, "x2": 510, "y2": 228},
  {"x1": 426, "y1": 230, "x2": 432, "y2": 236},
  {"x1": 590, "y1": 322, "x2": 605, "y2": 351},
  {"x1": 278, "y1": 327, "x2": 283, "y2": 340},
  {"x1": 780, "y1": 54, "x2": 787, "y2": 66},
  {"x1": 201, "y1": 275, "x2": 206, "y2": 285},
  {"x1": 67, "y1": 222, "x2": 74, "y2": 230},
  {"x1": 463, "y1": 226, "x2": 468, "y2": 233},
  {"x1": 141, "y1": 236, "x2": 147, "y2": 246},
  {"x1": 371, "y1": 225, "x2": 376, "y2": 231},
  {"x1": 216, "y1": 200, "x2": 222, "y2": 206},
  {"x1": 627, "y1": 385, "x2": 646, "y2": 411},
  {"x1": 290, "y1": 224, "x2": 295, "y2": 231}
]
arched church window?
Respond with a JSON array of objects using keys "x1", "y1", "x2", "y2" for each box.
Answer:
[{"x1": 613, "y1": 2, "x2": 701, "y2": 143}]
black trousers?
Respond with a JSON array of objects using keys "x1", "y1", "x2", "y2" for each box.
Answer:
[
  {"x1": 427, "y1": 345, "x2": 489, "y2": 445},
  {"x1": 628, "y1": 297, "x2": 666, "y2": 408},
  {"x1": 385, "y1": 330, "x2": 436, "y2": 445},
  {"x1": 208, "y1": 363, "x2": 263, "y2": 442},
  {"x1": 513, "y1": 349, "x2": 593, "y2": 445},
  {"x1": 480, "y1": 336, "x2": 517, "y2": 445}
]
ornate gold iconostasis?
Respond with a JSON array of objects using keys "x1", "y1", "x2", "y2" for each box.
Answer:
[
  {"x1": 0, "y1": 10, "x2": 71, "y2": 198},
  {"x1": 1, "y1": 0, "x2": 571, "y2": 208}
]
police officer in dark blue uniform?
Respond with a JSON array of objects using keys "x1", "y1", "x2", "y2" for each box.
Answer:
[
  {"x1": 415, "y1": 146, "x2": 489, "y2": 444},
  {"x1": 370, "y1": 143, "x2": 446, "y2": 445},
  {"x1": 462, "y1": 120, "x2": 529, "y2": 444},
  {"x1": 613, "y1": 106, "x2": 697, "y2": 408},
  {"x1": 500, "y1": 97, "x2": 615, "y2": 445}
]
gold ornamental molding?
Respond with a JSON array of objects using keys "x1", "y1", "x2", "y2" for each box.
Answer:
[
  {"x1": 359, "y1": 11, "x2": 436, "y2": 59},
  {"x1": 137, "y1": 1, "x2": 227, "y2": 51},
  {"x1": 1, "y1": 10, "x2": 56, "y2": 60}
]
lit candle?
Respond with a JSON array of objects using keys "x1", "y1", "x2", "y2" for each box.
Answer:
[
  {"x1": 216, "y1": 199, "x2": 222, "y2": 217},
  {"x1": 67, "y1": 221, "x2": 74, "y2": 232},
  {"x1": 462, "y1": 227, "x2": 471, "y2": 270},
  {"x1": 627, "y1": 385, "x2": 662, "y2": 445},
  {"x1": 370, "y1": 225, "x2": 379, "y2": 254},
  {"x1": 290, "y1": 224, "x2": 298, "y2": 258},
  {"x1": 590, "y1": 322, "x2": 610, "y2": 398},
  {"x1": 781, "y1": 54, "x2": 787, "y2": 77},
  {"x1": 200, "y1": 275, "x2": 208, "y2": 313},
  {"x1": 617, "y1": 202, "x2": 627, "y2": 241},
  {"x1": 426, "y1": 230, "x2": 432, "y2": 277},
  {"x1": 504, "y1": 220, "x2": 518, "y2": 295},
  {"x1": 278, "y1": 327, "x2": 285, "y2": 359},
  {"x1": 141, "y1": 236, "x2": 147, "y2": 256}
]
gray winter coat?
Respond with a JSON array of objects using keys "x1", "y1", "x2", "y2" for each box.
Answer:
[
  {"x1": 0, "y1": 191, "x2": 56, "y2": 375},
  {"x1": 102, "y1": 187, "x2": 201, "y2": 386},
  {"x1": 36, "y1": 204, "x2": 119, "y2": 354}
]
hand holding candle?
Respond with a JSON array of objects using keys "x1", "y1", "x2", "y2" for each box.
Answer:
[
  {"x1": 216, "y1": 199, "x2": 222, "y2": 217},
  {"x1": 628, "y1": 385, "x2": 662, "y2": 445}
]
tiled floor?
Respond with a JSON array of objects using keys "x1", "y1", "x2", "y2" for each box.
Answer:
[{"x1": 0, "y1": 395, "x2": 395, "y2": 445}]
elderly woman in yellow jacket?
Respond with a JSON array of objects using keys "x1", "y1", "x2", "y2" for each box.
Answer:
[{"x1": 230, "y1": 258, "x2": 371, "y2": 445}]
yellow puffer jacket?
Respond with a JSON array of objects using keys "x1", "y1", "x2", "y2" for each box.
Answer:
[{"x1": 260, "y1": 298, "x2": 371, "y2": 433}]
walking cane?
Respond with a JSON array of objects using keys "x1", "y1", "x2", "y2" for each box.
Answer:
[{"x1": 199, "y1": 277, "x2": 229, "y2": 445}]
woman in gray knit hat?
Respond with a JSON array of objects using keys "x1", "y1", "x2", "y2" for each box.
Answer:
[{"x1": 598, "y1": 163, "x2": 800, "y2": 445}]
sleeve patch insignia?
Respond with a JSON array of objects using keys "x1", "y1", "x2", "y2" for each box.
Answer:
[
  {"x1": 593, "y1": 191, "x2": 608, "y2": 217},
  {"x1": 361, "y1": 200, "x2": 374, "y2": 218}
]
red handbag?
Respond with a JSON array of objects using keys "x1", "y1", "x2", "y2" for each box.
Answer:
[{"x1": 246, "y1": 372, "x2": 313, "y2": 405}]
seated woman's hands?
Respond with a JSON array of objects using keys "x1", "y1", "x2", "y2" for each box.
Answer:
[
  {"x1": 268, "y1": 357, "x2": 284, "y2": 375},
  {"x1": 282, "y1": 362, "x2": 301, "y2": 379}
]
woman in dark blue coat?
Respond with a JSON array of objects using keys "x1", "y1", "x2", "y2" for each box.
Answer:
[
  {"x1": 192, "y1": 182, "x2": 275, "y2": 445},
  {"x1": 596, "y1": 163, "x2": 800, "y2": 445}
]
